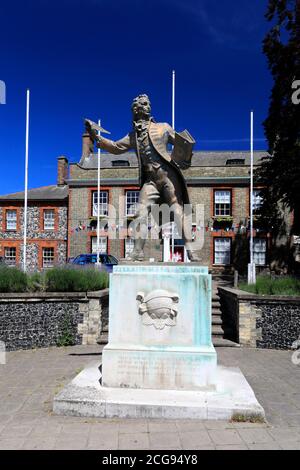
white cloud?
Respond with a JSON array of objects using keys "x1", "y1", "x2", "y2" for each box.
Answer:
[{"x1": 164, "y1": 0, "x2": 267, "y2": 50}]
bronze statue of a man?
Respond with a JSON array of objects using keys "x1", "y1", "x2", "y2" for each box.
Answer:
[{"x1": 86, "y1": 94, "x2": 199, "y2": 261}]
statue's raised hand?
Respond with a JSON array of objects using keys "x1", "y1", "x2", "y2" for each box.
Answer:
[{"x1": 85, "y1": 119, "x2": 98, "y2": 141}]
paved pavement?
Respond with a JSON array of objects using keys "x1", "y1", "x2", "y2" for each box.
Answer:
[{"x1": 0, "y1": 345, "x2": 300, "y2": 450}]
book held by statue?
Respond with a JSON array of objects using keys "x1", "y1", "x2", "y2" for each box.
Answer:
[{"x1": 171, "y1": 129, "x2": 195, "y2": 169}]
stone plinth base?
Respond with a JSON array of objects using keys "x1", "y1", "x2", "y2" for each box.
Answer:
[
  {"x1": 102, "y1": 345, "x2": 217, "y2": 391},
  {"x1": 53, "y1": 361, "x2": 265, "y2": 421}
]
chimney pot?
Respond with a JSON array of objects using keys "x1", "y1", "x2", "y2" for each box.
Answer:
[{"x1": 57, "y1": 156, "x2": 68, "y2": 186}]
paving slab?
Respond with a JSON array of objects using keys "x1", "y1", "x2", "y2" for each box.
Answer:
[
  {"x1": 279, "y1": 441, "x2": 300, "y2": 450},
  {"x1": 268, "y1": 427, "x2": 300, "y2": 442},
  {"x1": 179, "y1": 430, "x2": 212, "y2": 448},
  {"x1": 0, "y1": 345, "x2": 300, "y2": 450},
  {"x1": 22, "y1": 436, "x2": 57, "y2": 450},
  {"x1": 0, "y1": 437, "x2": 26, "y2": 450},
  {"x1": 119, "y1": 433, "x2": 150, "y2": 450},
  {"x1": 248, "y1": 442, "x2": 282, "y2": 450},
  {"x1": 216, "y1": 444, "x2": 249, "y2": 450},
  {"x1": 237, "y1": 428, "x2": 275, "y2": 444},
  {"x1": 208, "y1": 429, "x2": 244, "y2": 446},
  {"x1": 149, "y1": 431, "x2": 181, "y2": 449}
]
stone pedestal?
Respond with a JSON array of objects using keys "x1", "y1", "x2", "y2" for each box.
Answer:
[
  {"x1": 102, "y1": 264, "x2": 217, "y2": 391},
  {"x1": 54, "y1": 264, "x2": 264, "y2": 420}
]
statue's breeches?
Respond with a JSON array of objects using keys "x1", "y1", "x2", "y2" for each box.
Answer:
[{"x1": 139, "y1": 161, "x2": 184, "y2": 209}]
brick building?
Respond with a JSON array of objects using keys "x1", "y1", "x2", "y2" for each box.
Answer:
[
  {"x1": 0, "y1": 157, "x2": 68, "y2": 271},
  {"x1": 66, "y1": 132, "x2": 293, "y2": 272},
  {"x1": 0, "y1": 132, "x2": 293, "y2": 272}
]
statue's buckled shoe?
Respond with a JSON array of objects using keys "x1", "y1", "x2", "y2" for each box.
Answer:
[{"x1": 126, "y1": 251, "x2": 145, "y2": 262}]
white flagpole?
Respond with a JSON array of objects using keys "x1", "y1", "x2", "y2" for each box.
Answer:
[
  {"x1": 96, "y1": 119, "x2": 101, "y2": 265},
  {"x1": 172, "y1": 70, "x2": 176, "y2": 262},
  {"x1": 248, "y1": 110, "x2": 256, "y2": 284},
  {"x1": 23, "y1": 89, "x2": 30, "y2": 272},
  {"x1": 172, "y1": 70, "x2": 175, "y2": 130}
]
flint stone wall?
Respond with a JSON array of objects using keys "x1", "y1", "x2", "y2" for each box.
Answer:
[
  {"x1": 218, "y1": 286, "x2": 300, "y2": 350},
  {"x1": 0, "y1": 206, "x2": 68, "y2": 240},
  {"x1": 0, "y1": 289, "x2": 109, "y2": 351}
]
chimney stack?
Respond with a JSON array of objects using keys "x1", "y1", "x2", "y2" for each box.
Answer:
[
  {"x1": 57, "y1": 156, "x2": 69, "y2": 186},
  {"x1": 82, "y1": 131, "x2": 94, "y2": 160}
]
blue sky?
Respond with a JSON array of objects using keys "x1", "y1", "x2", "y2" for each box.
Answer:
[{"x1": 0, "y1": 0, "x2": 271, "y2": 195}]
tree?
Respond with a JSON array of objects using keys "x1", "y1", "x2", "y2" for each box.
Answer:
[{"x1": 257, "y1": 0, "x2": 300, "y2": 237}]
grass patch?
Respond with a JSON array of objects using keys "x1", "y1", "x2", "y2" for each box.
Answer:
[{"x1": 239, "y1": 275, "x2": 300, "y2": 296}]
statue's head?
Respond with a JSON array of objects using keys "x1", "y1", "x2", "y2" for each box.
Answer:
[{"x1": 131, "y1": 94, "x2": 151, "y2": 120}]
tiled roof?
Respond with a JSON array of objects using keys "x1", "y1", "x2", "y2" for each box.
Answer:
[
  {"x1": 0, "y1": 185, "x2": 68, "y2": 201},
  {"x1": 77, "y1": 151, "x2": 269, "y2": 169}
]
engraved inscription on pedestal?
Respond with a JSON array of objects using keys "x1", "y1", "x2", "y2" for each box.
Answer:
[{"x1": 136, "y1": 289, "x2": 179, "y2": 330}]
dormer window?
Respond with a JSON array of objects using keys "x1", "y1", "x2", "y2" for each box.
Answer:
[{"x1": 112, "y1": 160, "x2": 130, "y2": 167}]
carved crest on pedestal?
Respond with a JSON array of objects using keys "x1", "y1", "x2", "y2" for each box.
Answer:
[{"x1": 136, "y1": 289, "x2": 179, "y2": 330}]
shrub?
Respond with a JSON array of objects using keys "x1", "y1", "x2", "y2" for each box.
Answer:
[
  {"x1": 239, "y1": 275, "x2": 300, "y2": 296},
  {"x1": 27, "y1": 272, "x2": 46, "y2": 292},
  {"x1": 45, "y1": 266, "x2": 108, "y2": 292},
  {"x1": 0, "y1": 266, "x2": 28, "y2": 293}
]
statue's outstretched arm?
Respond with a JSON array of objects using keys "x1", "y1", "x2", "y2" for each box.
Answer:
[{"x1": 96, "y1": 134, "x2": 132, "y2": 155}]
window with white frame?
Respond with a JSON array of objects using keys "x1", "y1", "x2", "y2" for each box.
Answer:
[
  {"x1": 252, "y1": 189, "x2": 263, "y2": 212},
  {"x1": 6, "y1": 210, "x2": 17, "y2": 230},
  {"x1": 214, "y1": 238, "x2": 231, "y2": 265},
  {"x1": 92, "y1": 191, "x2": 108, "y2": 217},
  {"x1": 42, "y1": 247, "x2": 54, "y2": 268},
  {"x1": 4, "y1": 247, "x2": 16, "y2": 266},
  {"x1": 253, "y1": 239, "x2": 267, "y2": 266},
  {"x1": 126, "y1": 191, "x2": 139, "y2": 216},
  {"x1": 91, "y1": 236, "x2": 107, "y2": 254},
  {"x1": 43, "y1": 209, "x2": 55, "y2": 230},
  {"x1": 214, "y1": 190, "x2": 231, "y2": 216},
  {"x1": 124, "y1": 237, "x2": 134, "y2": 257}
]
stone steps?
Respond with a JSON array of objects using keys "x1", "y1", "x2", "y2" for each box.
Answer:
[
  {"x1": 212, "y1": 316, "x2": 223, "y2": 326},
  {"x1": 212, "y1": 307, "x2": 221, "y2": 315},
  {"x1": 212, "y1": 325, "x2": 224, "y2": 336},
  {"x1": 212, "y1": 337, "x2": 240, "y2": 347},
  {"x1": 211, "y1": 291, "x2": 239, "y2": 347}
]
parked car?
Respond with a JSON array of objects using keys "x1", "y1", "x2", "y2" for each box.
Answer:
[{"x1": 69, "y1": 253, "x2": 118, "y2": 273}]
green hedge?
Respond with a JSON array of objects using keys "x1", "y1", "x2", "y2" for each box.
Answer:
[
  {"x1": 239, "y1": 275, "x2": 300, "y2": 296},
  {"x1": 0, "y1": 266, "x2": 108, "y2": 293}
]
